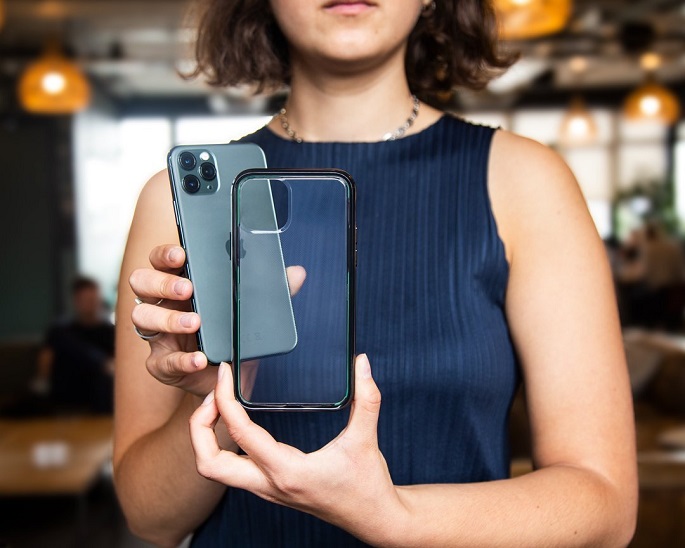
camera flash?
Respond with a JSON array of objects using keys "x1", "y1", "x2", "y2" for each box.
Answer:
[{"x1": 199, "y1": 152, "x2": 210, "y2": 161}]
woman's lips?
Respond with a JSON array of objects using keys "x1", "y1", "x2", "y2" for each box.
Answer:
[{"x1": 323, "y1": 1, "x2": 376, "y2": 15}]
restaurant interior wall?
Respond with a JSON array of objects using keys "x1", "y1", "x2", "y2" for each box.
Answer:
[{"x1": 0, "y1": 112, "x2": 75, "y2": 342}]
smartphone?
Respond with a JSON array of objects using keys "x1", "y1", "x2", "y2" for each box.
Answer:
[
  {"x1": 167, "y1": 144, "x2": 296, "y2": 364},
  {"x1": 232, "y1": 169, "x2": 357, "y2": 410}
]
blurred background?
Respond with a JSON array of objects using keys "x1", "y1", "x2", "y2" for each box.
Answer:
[{"x1": 0, "y1": 0, "x2": 684, "y2": 546}]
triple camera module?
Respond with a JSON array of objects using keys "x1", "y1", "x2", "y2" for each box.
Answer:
[{"x1": 179, "y1": 151, "x2": 217, "y2": 194}]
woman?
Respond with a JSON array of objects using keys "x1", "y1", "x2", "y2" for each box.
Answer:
[{"x1": 114, "y1": 0, "x2": 638, "y2": 546}]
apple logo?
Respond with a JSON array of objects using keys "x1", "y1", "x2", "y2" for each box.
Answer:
[{"x1": 226, "y1": 234, "x2": 246, "y2": 259}]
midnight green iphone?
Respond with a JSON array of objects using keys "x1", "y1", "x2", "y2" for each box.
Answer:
[{"x1": 168, "y1": 144, "x2": 296, "y2": 364}]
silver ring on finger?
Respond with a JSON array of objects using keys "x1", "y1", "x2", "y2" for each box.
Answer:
[
  {"x1": 134, "y1": 325, "x2": 162, "y2": 341},
  {"x1": 134, "y1": 296, "x2": 164, "y2": 306},
  {"x1": 133, "y1": 297, "x2": 163, "y2": 340}
]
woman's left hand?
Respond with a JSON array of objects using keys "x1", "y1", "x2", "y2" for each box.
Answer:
[{"x1": 189, "y1": 354, "x2": 407, "y2": 546}]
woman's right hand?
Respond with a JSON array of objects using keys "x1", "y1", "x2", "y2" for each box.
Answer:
[
  {"x1": 129, "y1": 244, "x2": 214, "y2": 397},
  {"x1": 129, "y1": 244, "x2": 307, "y2": 398}
]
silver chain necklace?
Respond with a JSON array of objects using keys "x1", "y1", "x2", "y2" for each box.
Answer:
[{"x1": 278, "y1": 95, "x2": 420, "y2": 143}]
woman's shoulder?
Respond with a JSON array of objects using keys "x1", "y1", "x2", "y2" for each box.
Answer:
[
  {"x1": 490, "y1": 128, "x2": 573, "y2": 193},
  {"x1": 137, "y1": 169, "x2": 174, "y2": 211},
  {"x1": 131, "y1": 169, "x2": 178, "y2": 243},
  {"x1": 488, "y1": 128, "x2": 588, "y2": 265}
]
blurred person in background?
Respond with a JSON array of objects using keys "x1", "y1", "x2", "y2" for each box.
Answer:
[
  {"x1": 114, "y1": 0, "x2": 637, "y2": 546},
  {"x1": 637, "y1": 221, "x2": 685, "y2": 329},
  {"x1": 32, "y1": 276, "x2": 114, "y2": 414},
  {"x1": 613, "y1": 227, "x2": 647, "y2": 326},
  {"x1": 616, "y1": 222, "x2": 685, "y2": 330}
]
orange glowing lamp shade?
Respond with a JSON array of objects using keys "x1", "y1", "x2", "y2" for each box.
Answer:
[
  {"x1": 494, "y1": 0, "x2": 573, "y2": 40},
  {"x1": 18, "y1": 51, "x2": 91, "y2": 115},
  {"x1": 623, "y1": 82, "x2": 681, "y2": 125}
]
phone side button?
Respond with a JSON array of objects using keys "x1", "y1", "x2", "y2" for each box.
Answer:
[
  {"x1": 355, "y1": 227, "x2": 358, "y2": 267},
  {"x1": 173, "y1": 200, "x2": 180, "y2": 226}
]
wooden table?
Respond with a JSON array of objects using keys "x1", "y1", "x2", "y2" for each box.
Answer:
[
  {"x1": 624, "y1": 328, "x2": 685, "y2": 355},
  {"x1": 0, "y1": 416, "x2": 112, "y2": 496},
  {"x1": 0, "y1": 416, "x2": 113, "y2": 543},
  {"x1": 660, "y1": 427, "x2": 685, "y2": 451}
]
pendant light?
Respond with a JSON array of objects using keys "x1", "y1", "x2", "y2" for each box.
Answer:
[
  {"x1": 560, "y1": 96, "x2": 598, "y2": 147},
  {"x1": 559, "y1": 56, "x2": 597, "y2": 147},
  {"x1": 494, "y1": 0, "x2": 573, "y2": 40},
  {"x1": 623, "y1": 80, "x2": 681, "y2": 125},
  {"x1": 18, "y1": 44, "x2": 91, "y2": 115},
  {"x1": 623, "y1": 53, "x2": 680, "y2": 125}
]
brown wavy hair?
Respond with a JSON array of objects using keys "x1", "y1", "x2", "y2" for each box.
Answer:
[{"x1": 188, "y1": 0, "x2": 516, "y2": 98}]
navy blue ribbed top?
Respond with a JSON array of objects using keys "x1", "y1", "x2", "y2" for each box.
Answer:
[{"x1": 192, "y1": 114, "x2": 520, "y2": 547}]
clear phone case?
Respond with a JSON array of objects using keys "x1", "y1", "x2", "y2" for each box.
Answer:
[{"x1": 231, "y1": 169, "x2": 356, "y2": 411}]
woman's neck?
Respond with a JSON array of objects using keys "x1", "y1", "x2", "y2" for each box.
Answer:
[{"x1": 269, "y1": 51, "x2": 443, "y2": 142}]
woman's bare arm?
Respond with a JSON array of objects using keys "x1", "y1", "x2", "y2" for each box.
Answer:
[{"x1": 113, "y1": 171, "x2": 230, "y2": 547}]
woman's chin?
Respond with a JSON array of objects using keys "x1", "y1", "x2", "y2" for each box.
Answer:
[
  {"x1": 300, "y1": 37, "x2": 402, "y2": 72},
  {"x1": 304, "y1": 51, "x2": 389, "y2": 75}
]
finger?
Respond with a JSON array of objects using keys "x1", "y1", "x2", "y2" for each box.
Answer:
[
  {"x1": 344, "y1": 354, "x2": 381, "y2": 447},
  {"x1": 132, "y1": 302, "x2": 200, "y2": 334},
  {"x1": 129, "y1": 268, "x2": 193, "y2": 302},
  {"x1": 285, "y1": 266, "x2": 306, "y2": 297},
  {"x1": 190, "y1": 392, "x2": 267, "y2": 491},
  {"x1": 189, "y1": 392, "x2": 221, "y2": 457},
  {"x1": 147, "y1": 349, "x2": 208, "y2": 378},
  {"x1": 215, "y1": 362, "x2": 284, "y2": 467},
  {"x1": 149, "y1": 244, "x2": 186, "y2": 273}
]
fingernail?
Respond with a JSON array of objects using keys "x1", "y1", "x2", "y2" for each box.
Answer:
[
  {"x1": 358, "y1": 354, "x2": 371, "y2": 379},
  {"x1": 202, "y1": 390, "x2": 215, "y2": 406},
  {"x1": 173, "y1": 279, "x2": 190, "y2": 295},
  {"x1": 218, "y1": 362, "x2": 227, "y2": 381},
  {"x1": 169, "y1": 247, "x2": 183, "y2": 263},
  {"x1": 180, "y1": 313, "x2": 194, "y2": 328},
  {"x1": 192, "y1": 353, "x2": 203, "y2": 368}
]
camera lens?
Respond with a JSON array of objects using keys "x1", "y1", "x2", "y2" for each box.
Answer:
[
  {"x1": 183, "y1": 174, "x2": 201, "y2": 194},
  {"x1": 179, "y1": 152, "x2": 196, "y2": 171},
  {"x1": 200, "y1": 162, "x2": 217, "y2": 181}
]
